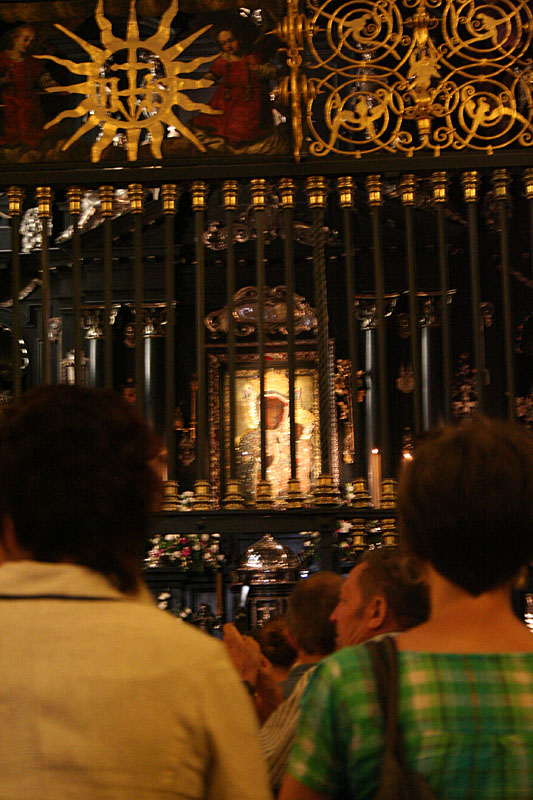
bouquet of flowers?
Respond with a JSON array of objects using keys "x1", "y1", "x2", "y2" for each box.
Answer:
[{"x1": 145, "y1": 532, "x2": 224, "y2": 572}]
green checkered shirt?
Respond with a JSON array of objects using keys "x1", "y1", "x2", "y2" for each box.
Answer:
[{"x1": 287, "y1": 642, "x2": 533, "y2": 798}]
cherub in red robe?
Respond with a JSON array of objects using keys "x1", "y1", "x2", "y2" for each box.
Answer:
[
  {"x1": 193, "y1": 27, "x2": 274, "y2": 146},
  {"x1": 0, "y1": 25, "x2": 55, "y2": 149}
]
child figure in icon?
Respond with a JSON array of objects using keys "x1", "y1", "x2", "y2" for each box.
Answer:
[
  {"x1": 0, "y1": 25, "x2": 56, "y2": 151},
  {"x1": 187, "y1": 15, "x2": 289, "y2": 156}
]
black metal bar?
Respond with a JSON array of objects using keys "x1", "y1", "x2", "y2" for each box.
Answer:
[
  {"x1": 8, "y1": 188, "x2": 23, "y2": 398},
  {"x1": 99, "y1": 186, "x2": 114, "y2": 390},
  {"x1": 223, "y1": 181, "x2": 238, "y2": 479},
  {"x1": 310, "y1": 191, "x2": 331, "y2": 476},
  {"x1": 280, "y1": 180, "x2": 298, "y2": 480},
  {"x1": 191, "y1": 182, "x2": 209, "y2": 481},
  {"x1": 525, "y1": 169, "x2": 533, "y2": 281},
  {"x1": 432, "y1": 172, "x2": 452, "y2": 423},
  {"x1": 36, "y1": 187, "x2": 52, "y2": 385},
  {"x1": 462, "y1": 172, "x2": 485, "y2": 412},
  {"x1": 161, "y1": 185, "x2": 178, "y2": 480},
  {"x1": 67, "y1": 188, "x2": 83, "y2": 385},
  {"x1": 128, "y1": 184, "x2": 144, "y2": 411},
  {"x1": 402, "y1": 196, "x2": 423, "y2": 436},
  {"x1": 367, "y1": 176, "x2": 391, "y2": 478},
  {"x1": 254, "y1": 198, "x2": 267, "y2": 481},
  {"x1": 337, "y1": 177, "x2": 363, "y2": 477},
  {"x1": 492, "y1": 171, "x2": 516, "y2": 422}
]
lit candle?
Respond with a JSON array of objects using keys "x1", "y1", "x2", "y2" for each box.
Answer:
[
  {"x1": 369, "y1": 448, "x2": 382, "y2": 508},
  {"x1": 401, "y1": 450, "x2": 413, "y2": 473}
]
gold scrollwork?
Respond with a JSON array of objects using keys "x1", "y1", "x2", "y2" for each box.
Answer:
[
  {"x1": 272, "y1": 0, "x2": 316, "y2": 161},
  {"x1": 303, "y1": 0, "x2": 533, "y2": 156}
]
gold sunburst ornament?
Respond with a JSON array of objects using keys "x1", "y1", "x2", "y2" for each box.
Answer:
[{"x1": 36, "y1": 0, "x2": 220, "y2": 162}]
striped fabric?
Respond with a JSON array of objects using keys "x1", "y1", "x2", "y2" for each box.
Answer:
[
  {"x1": 260, "y1": 667, "x2": 316, "y2": 794},
  {"x1": 287, "y1": 643, "x2": 533, "y2": 799}
]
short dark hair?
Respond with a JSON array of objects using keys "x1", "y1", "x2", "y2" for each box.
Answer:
[
  {"x1": 0, "y1": 385, "x2": 161, "y2": 593},
  {"x1": 253, "y1": 617, "x2": 297, "y2": 669},
  {"x1": 285, "y1": 571, "x2": 343, "y2": 656},
  {"x1": 397, "y1": 415, "x2": 533, "y2": 596},
  {"x1": 359, "y1": 548, "x2": 429, "y2": 630}
]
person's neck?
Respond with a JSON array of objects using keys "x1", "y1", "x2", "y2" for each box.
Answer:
[
  {"x1": 295, "y1": 651, "x2": 326, "y2": 666},
  {"x1": 8, "y1": 49, "x2": 25, "y2": 61},
  {"x1": 397, "y1": 565, "x2": 533, "y2": 652}
]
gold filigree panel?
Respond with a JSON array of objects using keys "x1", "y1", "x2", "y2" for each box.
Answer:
[{"x1": 303, "y1": 0, "x2": 533, "y2": 156}]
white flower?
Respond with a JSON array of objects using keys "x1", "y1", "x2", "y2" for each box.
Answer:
[
  {"x1": 192, "y1": 544, "x2": 201, "y2": 551},
  {"x1": 217, "y1": 554, "x2": 225, "y2": 561},
  {"x1": 157, "y1": 592, "x2": 171, "y2": 600},
  {"x1": 200, "y1": 534, "x2": 210, "y2": 542},
  {"x1": 210, "y1": 544, "x2": 219, "y2": 554},
  {"x1": 157, "y1": 601, "x2": 168, "y2": 609},
  {"x1": 164, "y1": 534, "x2": 178, "y2": 541},
  {"x1": 212, "y1": 533, "x2": 220, "y2": 539}
]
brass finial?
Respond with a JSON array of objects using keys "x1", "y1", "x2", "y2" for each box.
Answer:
[
  {"x1": 255, "y1": 478, "x2": 274, "y2": 508},
  {"x1": 35, "y1": 186, "x2": 53, "y2": 219},
  {"x1": 6, "y1": 186, "x2": 24, "y2": 216},
  {"x1": 380, "y1": 478, "x2": 398, "y2": 547},
  {"x1": 430, "y1": 171, "x2": 448, "y2": 204},
  {"x1": 128, "y1": 183, "x2": 143, "y2": 214},
  {"x1": 350, "y1": 477, "x2": 371, "y2": 508},
  {"x1": 382, "y1": 517, "x2": 398, "y2": 547},
  {"x1": 190, "y1": 181, "x2": 209, "y2": 211},
  {"x1": 523, "y1": 169, "x2": 533, "y2": 200},
  {"x1": 337, "y1": 177, "x2": 355, "y2": 208},
  {"x1": 222, "y1": 180, "x2": 239, "y2": 210},
  {"x1": 381, "y1": 478, "x2": 397, "y2": 508},
  {"x1": 223, "y1": 478, "x2": 245, "y2": 509},
  {"x1": 285, "y1": 477, "x2": 304, "y2": 508},
  {"x1": 365, "y1": 175, "x2": 383, "y2": 207},
  {"x1": 161, "y1": 184, "x2": 179, "y2": 214},
  {"x1": 66, "y1": 186, "x2": 83, "y2": 216},
  {"x1": 192, "y1": 479, "x2": 212, "y2": 510},
  {"x1": 461, "y1": 171, "x2": 480, "y2": 203},
  {"x1": 312, "y1": 473, "x2": 340, "y2": 505},
  {"x1": 491, "y1": 169, "x2": 512, "y2": 201},
  {"x1": 399, "y1": 174, "x2": 416, "y2": 207},
  {"x1": 351, "y1": 518, "x2": 366, "y2": 553},
  {"x1": 161, "y1": 480, "x2": 180, "y2": 511},
  {"x1": 305, "y1": 176, "x2": 329, "y2": 209},
  {"x1": 99, "y1": 186, "x2": 114, "y2": 217},
  {"x1": 278, "y1": 178, "x2": 297, "y2": 209},
  {"x1": 250, "y1": 179, "x2": 268, "y2": 211}
]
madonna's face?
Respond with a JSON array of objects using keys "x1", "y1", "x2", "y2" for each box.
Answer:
[{"x1": 265, "y1": 397, "x2": 286, "y2": 430}]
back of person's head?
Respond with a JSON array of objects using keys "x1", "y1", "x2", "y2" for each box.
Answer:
[
  {"x1": 359, "y1": 548, "x2": 429, "y2": 630},
  {"x1": 398, "y1": 415, "x2": 533, "y2": 596},
  {"x1": 253, "y1": 616, "x2": 297, "y2": 670},
  {"x1": 0, "y1": 384, "x2": 161, "y2": 593},
  {"x1": 285, "y1": 571, "x2": 343, "y2": 656}
]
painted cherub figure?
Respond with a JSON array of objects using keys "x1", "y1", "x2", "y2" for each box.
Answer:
[{"x1": 0, "y1": 24, "x2": 56, "y2": 150}]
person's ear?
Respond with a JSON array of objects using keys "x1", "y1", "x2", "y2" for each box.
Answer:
[
  {"x1": 0, "y1": 514, "x2": 25, "y2": 563},
  {"x1": 284, "y1": 626, "x2": 299, "y2": 652},
  {"x1": 366, "y1": 595, "x2": 388, "y2": 630}
]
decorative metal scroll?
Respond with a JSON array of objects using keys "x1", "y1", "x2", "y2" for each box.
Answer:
[
  {"x1": 302, "y1": 0, "x2": 533, "y2": 157},
  {"x1": 205, "y1": 286, "x2": 317, "y2": 337}
]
